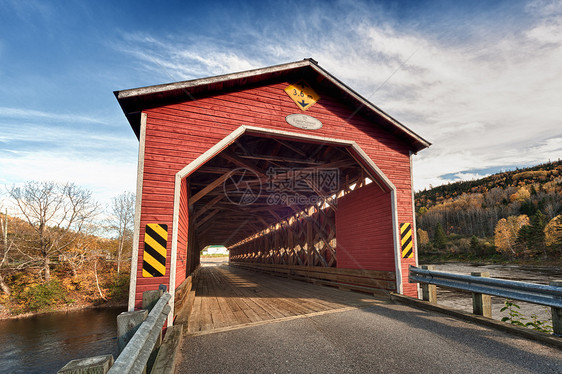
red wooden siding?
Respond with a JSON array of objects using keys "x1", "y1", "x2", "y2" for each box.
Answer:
[
  {"x1": 134, "y1": 80, "x2": 418, "y2": 306},
  {"x1": 336, "y1": 183, "x2": 394, "y2": 272}
]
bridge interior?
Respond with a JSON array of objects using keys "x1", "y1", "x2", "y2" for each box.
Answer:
[
  {"x1": 189, "y1": 133, "x2": 372, "y2": 242},
  {"x1": 184, "y1": 132, "x2": 391, "y2": 275},
  {"x1": 179, "y1": 262, "x2": 387, "y2": 335}
]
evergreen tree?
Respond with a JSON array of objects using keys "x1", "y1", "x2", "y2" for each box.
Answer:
[
  {"x1": 519, "y1": 199, "x2": 537, "y2": 216},
  {"x1": 470, "y1": 235, "x2": 480, "y2": 254},
  {"x1": 434, "y1": 223, "x2": 447, "y2": 249},
  {"x1": 516, "y1": 211, "x2": 547, "y2": 256}
]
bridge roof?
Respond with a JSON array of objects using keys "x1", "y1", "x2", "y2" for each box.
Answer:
[{"x1": 114, "y1": 58, "x2": 430, "y2": 153}]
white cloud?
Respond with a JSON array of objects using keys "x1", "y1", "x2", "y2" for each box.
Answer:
[
  {"x1": 0, "y1": 106, "x2": 138, "y2": 208},
  {"x1": 412, "y1": 136, "x2": 562, "y2": 190},
  {"x1": 0, "y1": 151, "x2": 137, "y2": 208},
  {"x1": 112, "y1": 3, "x2": 562, "y2": 191},
  {"x1": 115, "y1": 33, "x2": 263, "y2": 82},
  {"x1": 0, "y1": 106, "x2": 109, "y2": 124}
]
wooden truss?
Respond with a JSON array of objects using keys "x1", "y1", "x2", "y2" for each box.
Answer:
[
  {"x1": 229, "y1": 205, "x2": 337, "y2": 267},
  {"x1": 186, "y1": 133, "x2": 374, "y2": 270}
]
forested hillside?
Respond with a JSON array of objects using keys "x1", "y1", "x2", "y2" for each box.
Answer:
[{"x1": 415, "y1": 160, "x2": 562, "y2": 262}]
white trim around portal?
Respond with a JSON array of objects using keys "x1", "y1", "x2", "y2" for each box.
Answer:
[{"x1": 166, "y1": 125, "x2": 405, "y2": 322}]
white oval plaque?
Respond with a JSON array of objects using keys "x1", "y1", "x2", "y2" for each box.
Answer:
[{"x1": 285, "y1": 114, "x2": 323, "y2": 130}]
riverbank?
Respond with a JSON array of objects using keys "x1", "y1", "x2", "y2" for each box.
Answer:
[
  {"x1": 0, "y1": 262, "x2": 130, "y2": 320},
  {"x1": 0, "y1": 298, "x2": 127, "y2": 320},
  {"x1": 419, "y1": 252, "x2": 562, "y2": 268}
]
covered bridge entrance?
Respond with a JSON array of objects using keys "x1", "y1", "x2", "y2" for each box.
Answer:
[{"x1": 115, "y1": 59, "x2": 430, "y2": 325}]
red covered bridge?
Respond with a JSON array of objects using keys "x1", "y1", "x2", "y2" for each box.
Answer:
[{"x1": 114, "y1": 59, "x2": 430, "y2": 325}]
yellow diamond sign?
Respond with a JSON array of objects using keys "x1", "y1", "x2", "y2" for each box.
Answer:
[{"x1": 284, "y1": 80, "x2": 320, "y2": 111}]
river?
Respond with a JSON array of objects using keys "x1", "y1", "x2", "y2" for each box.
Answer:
[
  {"x1": 420, "y1": 262, "x2": 562, "y2": 325},
  {"x1": 0, "y1": 307, "x2": 125, "y2": 374}
]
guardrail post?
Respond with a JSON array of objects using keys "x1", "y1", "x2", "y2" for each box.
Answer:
[
  {"x1": 421, "y1": 265, "x2": 437, "y2": 304},
  {"x1": 57, "y1": 354, "x2": 114, "y2": 374},
  {"x1": 117, "y1": 309, "x2": 148, "y2": 354},
  {"x1": 108, "y1": 292, "x2": 172, "y2": 374},
  {"x1": 143, "y1": 285, "x2": 167, "y2": 371},
  {"x1": 550, "y1": 280, "x2": 562, "y2": 336},
  {"x1": 143, "y1": 287, "x2": 164, "y2": 312},
  {"x1": 471, "y1": 272, "x2": 492, "y2": 318}
]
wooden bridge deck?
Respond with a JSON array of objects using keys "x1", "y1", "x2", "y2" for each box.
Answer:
[{"x1": 184, "y1": 264, "x2": 388, "y2": 335}]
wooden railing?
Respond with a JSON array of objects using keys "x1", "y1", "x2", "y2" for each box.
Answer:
[{"x1": 231, "y1": 262, "x2": 396, "y2": 296}]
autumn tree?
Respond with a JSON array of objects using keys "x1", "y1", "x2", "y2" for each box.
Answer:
[
  {"x1": 0, "y1": 209, "x2": 11, "y2": 295},
  {"x1": 544, "y1": 215, "x2": 562, "y2": 248},
  {"x1": 433, "y1": 223, "x2": 447, "y2": 249},
  {"x1": 516, "y1": 211, "x2": 547, "y2": 256},
  {"x1": 510, "y1": 187, "x2": 530, "y2": 202},
  {"x1": 108, "y1": 191, "x2": 135, "y2": 274},
  {"x1": 61, "y1": 228, "x2": 101, "y2": 278},
  {"x1": 7, "y1": 181, "x2": 99, "y2": 282},
  {"x1": 417, "y1": 228, "x2": 429, "y2": 246},
  {"x1": 494, "y1": 215, "x2": 529, "y2": 257},
  {"x1": 469, "y1": 235, "x2": 480, "y2": 254}
]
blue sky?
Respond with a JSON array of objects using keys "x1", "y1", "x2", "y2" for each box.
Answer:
[{"x1": 0, "y1": 0, "x2": 561, "y2": 209}]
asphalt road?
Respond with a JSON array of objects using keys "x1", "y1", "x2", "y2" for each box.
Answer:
[{"x1": 176, "y1": 302, "x2": 561, "y2": 374}]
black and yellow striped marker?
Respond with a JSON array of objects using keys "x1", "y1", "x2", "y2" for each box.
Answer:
[
  {"x1": 400, "y1": 223, "x2": 413, "y2": 259},
  {"x1": 142, "y1": 223, "x2": 168, "y2": 277}
]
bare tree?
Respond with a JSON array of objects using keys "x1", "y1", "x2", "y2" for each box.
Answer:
[
  {"x1": 108, "y1": 191, "x2": 135, "y2": 274},
  {"x1": 0, "y1": 208, "x2": 12, "y2": 295},
  {"x1": 7, "y1": 181, "x2": 99, "y2": 282},
  {"x1": 62, "y1": 229, "x2": 97, "y2": 278}
]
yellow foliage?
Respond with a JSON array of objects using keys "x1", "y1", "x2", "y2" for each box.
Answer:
[
  {"x1": 509, "y1": 187, "x2": 530, "y2": 202},
  {"x1": 494, "y1": 215, "x2": 529, "y2": 255},
  {"x1": 0, "y1": 293, "x2": 9, "y2": 305},
  {"x1": 61, "y1": 277, "x2": 77, "y2": 291},
  {"x1": 544, "y1": 215, "x2": 562, "y2": 246},
  {"x1": 417, "y1": 229, "x2": 429, "y2": 245},
  {"x1": 513, "y1": 170, "x2": 548, "y2": 180}
]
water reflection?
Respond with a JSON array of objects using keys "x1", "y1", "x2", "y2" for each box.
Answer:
[{"x1": 0, "y1": 307, "x2": 125, "y2": 374}]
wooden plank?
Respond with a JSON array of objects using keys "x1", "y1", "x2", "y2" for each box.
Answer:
[
  {"x1": 209, "y1": 268, "x2": 270, "y2": 323},
  {"x1": 192, "y1": 195, "x2": 223, "y2": 220},
  {"x1": 198, "y1": 274, "x2": 213, "y2": 332},
  {"x1": 187, "y1": 275, "x2": 204, "y2": 333},
  {"x1": 215, "y1": 267, "x2": 289, "y2": 319},
  {"x1": 234, "y1": 272, "x2": 321, "y2": 316},
  {"x1": 189, "y1": 172, "x2": 232, "y2": 206},
  {"x1": 184, "y1": 264, "x2": 390, "y2": 335},
  {"x1": 205, "y1": 268, "x2": 229, "y2": 329},
  {"x1": 207, "y1": 268, "x2": 253, "y2": 325},
  {"x1": 211, "y1": 267, "x2": 253, "y2": 325},
  {"x1": 215, "y1": 269, "x2": 282, "y2": 321},
  {"x1": 251, "y1": 272, "x2": 340, "y2": 314},
  {"x1": 232, "y1": 263, "x2": 396, "y2": 291},
  {"x1": 236, "y1": 263, "x2": 396, "y2": 281}
]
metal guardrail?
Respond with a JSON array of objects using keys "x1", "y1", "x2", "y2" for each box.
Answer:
[
  {"x1": 409, "y1": 266, "x2": 562, "y2": 309},
  {"x1": 108, "y1": 291, "x2": 172, "y2": 374}
]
